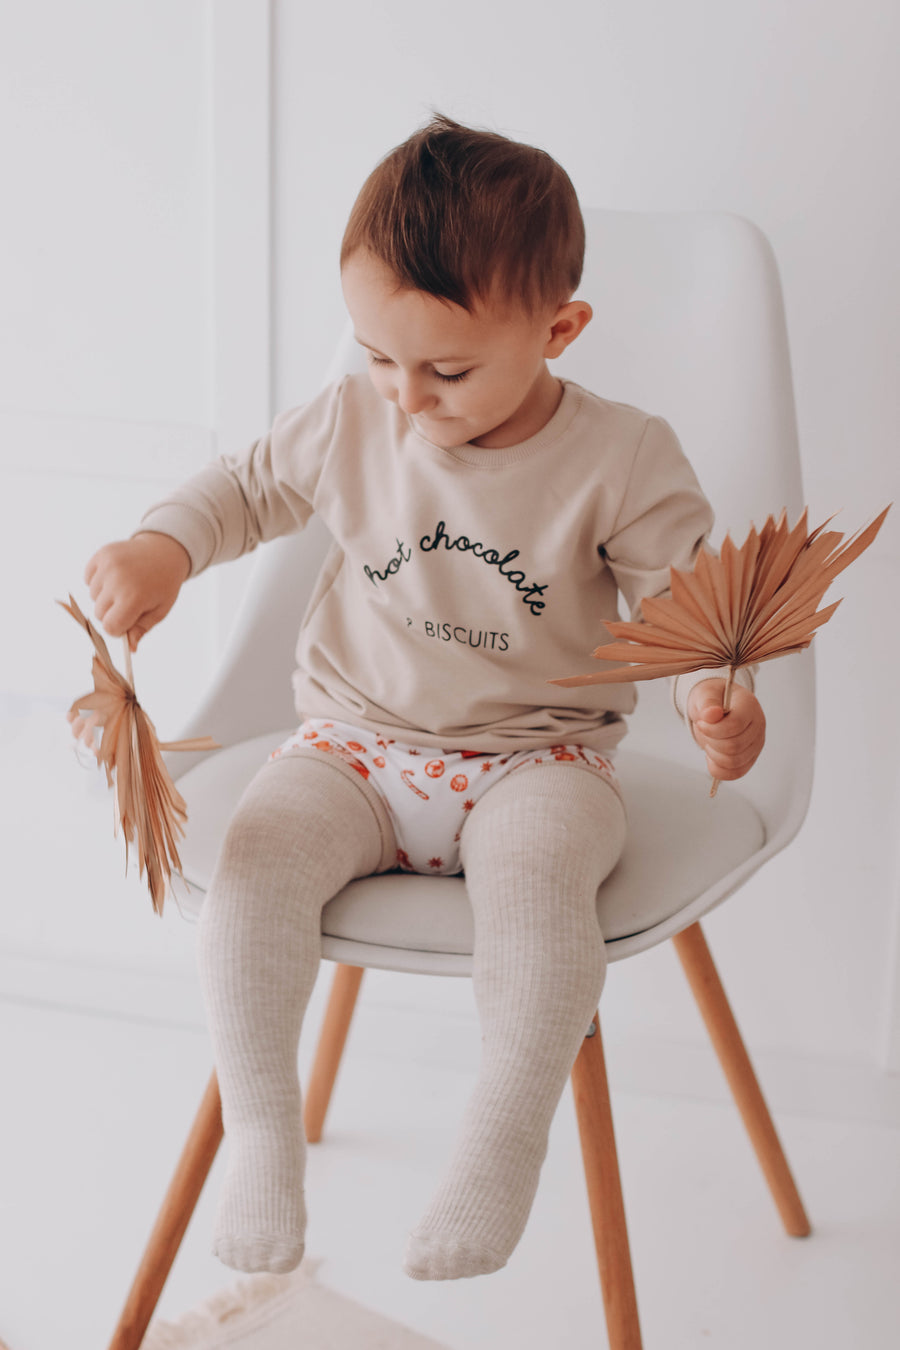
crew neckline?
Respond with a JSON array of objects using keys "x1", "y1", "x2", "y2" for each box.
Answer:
[{"x1": 407, "y1": 379, "x2": 584, "y2": 467}]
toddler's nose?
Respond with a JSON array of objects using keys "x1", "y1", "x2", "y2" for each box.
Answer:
[{"x1": 397, "y1": 375, "x2": 436, "y2": 415}]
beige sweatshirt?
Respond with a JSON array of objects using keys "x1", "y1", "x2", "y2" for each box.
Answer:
[{"x1": 139, "y1": 374, "x2": 718, "y2": 752}]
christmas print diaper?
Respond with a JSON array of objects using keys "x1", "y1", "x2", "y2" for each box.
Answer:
[{"x1": 271, "y1": 719, "x2": 619, "y2": 876}]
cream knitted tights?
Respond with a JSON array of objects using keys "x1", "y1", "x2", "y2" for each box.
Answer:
[
  {"x1": 198, "y1": 753, "x2": 625, "y2": 1280},
  {"x1": 197, "y1": 752, "x2": 395, "y2": 1274},
  {"x1": 404, "y1": 763, "x2": 626, "y2": 1279}
]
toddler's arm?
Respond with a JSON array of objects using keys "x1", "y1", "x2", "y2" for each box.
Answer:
[{"x1": 686, "y1": 679, "x2": 766, "y2": 783}]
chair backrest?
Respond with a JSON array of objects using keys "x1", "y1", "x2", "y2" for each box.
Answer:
[{"x1": 175, "y1": 210, "x2": 815, "y2": 848}]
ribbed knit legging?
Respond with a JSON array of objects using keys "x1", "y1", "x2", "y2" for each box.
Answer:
[{"x1": 197, "y1": 749, "x2": 626, "y2": 1280}]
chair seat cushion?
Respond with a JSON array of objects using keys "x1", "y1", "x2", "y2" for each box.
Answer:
[{"x1": 175, "y1": 732, "x2": 765, "y2": 958}]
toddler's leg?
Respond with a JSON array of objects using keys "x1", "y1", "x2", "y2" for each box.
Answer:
[
  {"x1": 404, "y1": 764, "x2": 626, "y2": 1280},
  {"x1": 198, "y1": 752, "x2": 394, "y2": 1274}
]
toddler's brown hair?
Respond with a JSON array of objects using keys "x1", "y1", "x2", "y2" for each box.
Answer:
[{"x1": 340, "y1": 114, "x2": 585, "y2": 316}]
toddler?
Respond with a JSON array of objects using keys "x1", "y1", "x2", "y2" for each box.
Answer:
[{"x1": 78, "y1": 116, "x2": 765, "y2": 1282}]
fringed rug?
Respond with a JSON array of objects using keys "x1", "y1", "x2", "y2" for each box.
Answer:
[{"x1": 141, "y1": 1261, "x2": 451, "y2": 1350}]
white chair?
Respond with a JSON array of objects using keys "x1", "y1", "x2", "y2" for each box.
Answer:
[{"x1": 106, "y1": 210, "x2": 814, "y2": 1350}]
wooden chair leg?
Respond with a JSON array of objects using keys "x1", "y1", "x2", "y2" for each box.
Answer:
[
  {"x1": 571, "y1": 1011, "x2": 644, "y2": 1350},
  {"x1": 304, "y1": 963, "x2": 365, "y2": 1143},
  {"x1": 107, "y1": 1069, "x2": 224, "y2": 1350},
  {"x1": 672, "y1": 921, "x2": 811, "y2": 1237}
]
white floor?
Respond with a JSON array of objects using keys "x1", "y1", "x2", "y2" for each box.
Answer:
[{"x1": 3, "y1": 697, "x2": 900, "y2": 1349}]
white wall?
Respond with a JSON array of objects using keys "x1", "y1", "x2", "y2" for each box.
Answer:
[{"x1": 1, "y1": 0, "x2": 898, "y2": 1109}]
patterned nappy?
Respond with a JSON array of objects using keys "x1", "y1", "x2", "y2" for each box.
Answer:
[{"x1": 271, "y1": 718, "x2": 619, "y2": 876}]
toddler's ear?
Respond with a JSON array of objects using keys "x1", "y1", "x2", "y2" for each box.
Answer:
[{"x1": 546, "y1": 300, "x2": 593, "y2": 357}]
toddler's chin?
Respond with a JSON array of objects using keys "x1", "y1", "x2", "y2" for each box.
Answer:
[{"x1": 414, "y1": 416, "x2": 462, "y2": 448}]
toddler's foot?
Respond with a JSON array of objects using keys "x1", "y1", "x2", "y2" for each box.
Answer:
[
  {"x1": 212, "y1": 1125, "x2": 307, "y2": 1274},
  {"x1": 215, "y1": 1229, "x2": 305, "y2": 1276},
  {"x1": 404, "y1": 1231, "x2": 507, "y2": 1281},
  {"x1": 402, "y1": 1116, "x2": 544, "y2": 1281}
]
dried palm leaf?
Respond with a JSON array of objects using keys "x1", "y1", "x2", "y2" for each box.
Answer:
[
  {"x1": 551, "y1": 505, "x2": 890, "y2": 791},
  {"x1": 60, "y1": 595, "x2": 218, "y2": 914}
]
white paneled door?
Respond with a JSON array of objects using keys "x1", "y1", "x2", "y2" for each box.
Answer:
[
  {"x1": 0, "y1": 2, "x2": 273, "y2": 997},
  {"x1": 1, "y1": 0, "x2": 272, "y2": 729}
]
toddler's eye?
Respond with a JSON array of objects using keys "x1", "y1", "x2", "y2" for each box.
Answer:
[{"x1": 366, "y1": 353, "x2": 470, "y2": 383}]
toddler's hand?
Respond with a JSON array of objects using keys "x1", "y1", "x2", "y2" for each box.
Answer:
[
  {"x1": 85, "y1": 532, "x2": 191, "y2": 652},
  {"x1": 687, "y1": 679, "x2": 766, "y2": 784},
  {"x1": 67, "y1": 705, "x2": 102, "y2": 756}
]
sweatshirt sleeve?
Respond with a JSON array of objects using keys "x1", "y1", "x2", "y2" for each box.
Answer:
[
  {"x1": 601, "y1": 415, "x2": 759, "y2": 734},
  {"x1": 602, "y1": 414, "x2": 714, "y2": 622},
  {"x1": 136, "y1": 381, "x2": 344, "y2": 577}
]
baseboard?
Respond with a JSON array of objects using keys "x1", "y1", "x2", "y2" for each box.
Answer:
[
  {"x1": 3, "y1": 950, "x2": 899, "y2": 1129},
  {"x1": 0, "y1": 950, "x2": 208, "y2": 1031},
  {"x1": 599, "y1": 1030, "x2": 900, "y2": 1131}
]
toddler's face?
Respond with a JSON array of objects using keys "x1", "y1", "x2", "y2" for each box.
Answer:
[{"x1": 341, "y1": 251, "x2": 572, "y2": 450}]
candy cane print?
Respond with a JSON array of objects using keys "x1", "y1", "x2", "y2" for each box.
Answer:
[{"x1": 401, "y1": 768, "x2": 430, "y2": 800}]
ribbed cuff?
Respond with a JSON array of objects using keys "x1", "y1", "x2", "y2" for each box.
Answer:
[{"x1": 133, "y1": 503, "x2": 219, "y2": 578}]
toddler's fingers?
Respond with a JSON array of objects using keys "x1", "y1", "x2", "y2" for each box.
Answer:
[
  {"x1": 68, "y1": 709, "x2": 88, "y2": 737},
  {"x1": 705, "y1": 738, "x2": 762, "y2": 780},
  {"x1": 695, "y1": 716, "x2": 757, "y2": 748},
  {"x1": 68, "y1": 710, "x2": 102, "y2": 754},
  {"x1": 694, "y1": 701, "x2": 725, "y2": 724},
  {"x1": 706, "y1": 741, "x2": 751, "y2": 770},
  {"x1": 97, "y1": 594, "x2": 140, "y2": 638},
  {"x1": 706, "y1": 753, "x2": 745, "y2": 782},
  {"x1": 699, "y1": 735, "x2": 760, "y2": 773},
  {"x1": 707, "y1": 759, "x2": 741, "y2": 783},
  {"x1": 87, "y1": 564, "x2": 109, "y2": 603}
]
